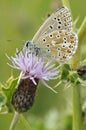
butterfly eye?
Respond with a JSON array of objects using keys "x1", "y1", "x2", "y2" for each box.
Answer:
[
  {"x1": 25, "y1": 41, "x2": 33, "y2": 47},
  {"x1": 26, "y1": 42, "x2": 29, "y2": 47}
]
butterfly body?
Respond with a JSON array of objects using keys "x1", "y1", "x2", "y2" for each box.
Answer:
[
  {"x1": 24, "y1": 6, "x2": 78, "y2": 62},
  {"x1": 24, "y1": 40, "x2": 41, "y2": 56}
]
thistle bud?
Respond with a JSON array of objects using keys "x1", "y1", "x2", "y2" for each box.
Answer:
[
  {"x1": 76, "y1": 66, "x2": 86, "y2": 80},
  {"x1": 12, "y1": 78, "x2": 39, "y2": 113}
]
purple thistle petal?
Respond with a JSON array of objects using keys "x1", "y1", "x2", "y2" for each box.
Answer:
[
  {"x1": 8, "y1": 49, "x2": 58, "y2": 92},
  {"x1": 41, "y1": 79, "x2": 57, "y2": 93}
]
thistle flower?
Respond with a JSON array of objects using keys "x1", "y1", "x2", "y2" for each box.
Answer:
[{"x1": 8, "y1": 50, "x2": 58, "y2": 112}]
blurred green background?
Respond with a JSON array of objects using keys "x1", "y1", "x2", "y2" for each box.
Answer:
[{"x1": 0, "y1": 0, "x2": 86, "y2": 130}]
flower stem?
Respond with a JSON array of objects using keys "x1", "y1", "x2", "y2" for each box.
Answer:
[
  {"x1": 9, "y1": 111, "x2": 19, "y2": 130},
  {"x1": 72, "y1": 84, "x2": 82, "y2": 130},
  {"x1": 9, "y1": 112, "x2": 32, "y2": 130}
]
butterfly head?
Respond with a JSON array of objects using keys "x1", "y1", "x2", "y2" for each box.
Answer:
[
  {"x1": 25, "y1": 40, "x2": 34, "y2": 48},
  {"x1": 24, "y1": 40, "x2": 41, "y2": 56}
]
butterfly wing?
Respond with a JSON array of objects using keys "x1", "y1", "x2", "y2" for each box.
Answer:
[
  {"x1": 25, "y1": 6, "x2": 78, "y2": 62},
  {"x1": 32, "y1": 6, "x2": 72, "y2": 42},
  {"x1": 37, "y1": 30, "x2": 78, "y2": 62}
]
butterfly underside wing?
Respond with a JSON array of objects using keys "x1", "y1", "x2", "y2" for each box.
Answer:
[
  {"x1": 37, "y1": 30, "x2": 78, "y2": 61},
  {"x1": 27, "y1": 6, "x2": 78, "y2": 62},
  {"x1": 32, "y1": 6, "x2": 72, "y2": 42}
]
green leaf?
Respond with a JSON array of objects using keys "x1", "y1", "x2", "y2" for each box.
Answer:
[
  {"x1": 2, "y1": 77, "x2": 18, "y2": 100},
  {"x1": 68, "y1": 71, "x2": 79, "y2": 83},
  {"x1": 0, "y1": 92, "x2": 6, "y2": 107},
  {"x1": 61, "y1": 64, "x2": 71, "y2": 80},
  {"x1": 0, "y1": 76, "x2": 18, "y2": 112}
]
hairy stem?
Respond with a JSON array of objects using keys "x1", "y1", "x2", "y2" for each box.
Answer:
[
  {"x1": 9, "y1": 112, "x2": 19, "y2": 130},
  {"x1": 9, "y1": 112, "x2": 32, "y2": 130},
  {"x1": 72, "y1": 84, "x2": 82, "y2": 130}
]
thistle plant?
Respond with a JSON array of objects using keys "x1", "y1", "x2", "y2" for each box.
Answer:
[{"x1": 7, "y1": 49, "x2": 58, "y2": 130}]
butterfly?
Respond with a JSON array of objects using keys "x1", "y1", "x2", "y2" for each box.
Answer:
[{"x1": 24, "y1": 6, "x2": 78, "y2": 62}]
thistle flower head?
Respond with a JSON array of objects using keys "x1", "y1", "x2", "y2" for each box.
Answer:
[{"x1": 8, "y1": 50, "x2": 58, "y2": 93}]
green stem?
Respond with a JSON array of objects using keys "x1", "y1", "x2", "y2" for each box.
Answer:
[
  {"x1": 72, "y1": 85, "x2": 82, "y2": 130},
  {"x1": 10, "y1": 112, "x2": 32, "y2": 130},
  {"x1": 9, "y1": 112, "x2": 19, "y2": 130}
]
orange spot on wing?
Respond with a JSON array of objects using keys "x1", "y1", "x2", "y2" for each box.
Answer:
[{"x1": 67, "y1": 49, "x2": 71, "y2": 53}]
